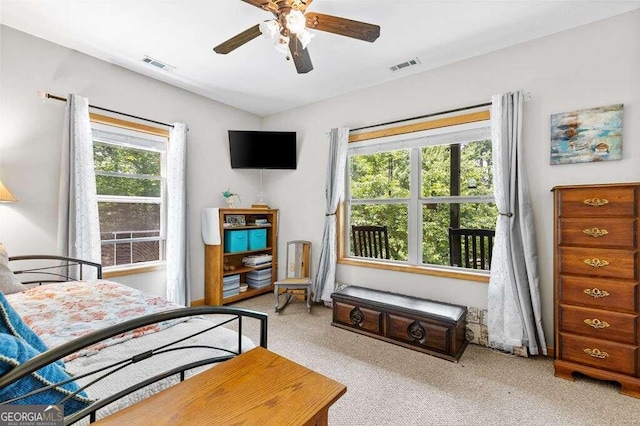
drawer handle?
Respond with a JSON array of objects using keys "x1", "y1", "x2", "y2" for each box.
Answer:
[
  {"x1": 583, "y1": 288, "x2": 610, "y2": 298},
  {"x1": 583, "y1": 198, "x2": 609, "y2": 207},
  {"x1": 583, "y1": 348, "x2": 609, "y2": 359},
  {"x1": 582, "y1": 227, "x2": 609, "y2": 238},
  {"x1": 408, "y1": 321, "x2": 426, "y2": 343},
  {"x1": 584, "y1": 318, "x2": 610, "y2": 329},
  {"x1": 583, "y1": 258, "x2": 609, "y2": 268},
  {"x1": 349, "y1": 307, "x2": 364, "y2": 325}
]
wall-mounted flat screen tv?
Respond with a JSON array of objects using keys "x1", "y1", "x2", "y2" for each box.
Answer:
[{"x1": 228, "y1": 130, "x2": 297, "y2": 169}]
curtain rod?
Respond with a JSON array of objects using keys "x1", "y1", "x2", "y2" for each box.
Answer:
[
  {"x1": 39, "y1": 92, "x2": 175, "y2": 129},
  {"x1": 351, "y1": 91, "x2": 533, "y2": 133},
  {"x1": 350, "y1": 102, "x2": 492, "y2": 132}
]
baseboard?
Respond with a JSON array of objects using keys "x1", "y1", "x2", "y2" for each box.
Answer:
[
  {"x1": 546, "y1": 345, "x2": 554, "y2": 358},
  {"x1": 190, "y1": 298, "x2": 205, "y2": 306}
]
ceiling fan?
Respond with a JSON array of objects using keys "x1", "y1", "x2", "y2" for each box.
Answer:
[{"x1": 213, "y1": 0, "x2": 381, "y2": 74}]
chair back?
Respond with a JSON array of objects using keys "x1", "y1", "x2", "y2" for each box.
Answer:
[
  {"x1": 285, "y1": 240, "x2": 312, "y2": 279},
  {"x1": 448, "y1": 228, "x2": 495, "y2": 270},
  {"x1": 351, "y1": 225, "x2": 390, "y2": 259}
]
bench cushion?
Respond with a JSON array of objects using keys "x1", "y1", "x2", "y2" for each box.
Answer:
[{"x1": 333, "y1": 286, "x2": 466, "y2": 323}]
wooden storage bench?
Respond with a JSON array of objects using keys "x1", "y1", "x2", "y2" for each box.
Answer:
[{"x1": 331, "y1": 286, "x2": 468, "y2": 362}]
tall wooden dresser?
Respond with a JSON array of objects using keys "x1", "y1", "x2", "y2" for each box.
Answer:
[{"x1": 553, "y1": 182, "x2": 640, "y2": 398}]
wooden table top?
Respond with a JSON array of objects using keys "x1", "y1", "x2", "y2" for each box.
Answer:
[{"x1": 93, "y1": 346, "x2": 346, "y2": 426}]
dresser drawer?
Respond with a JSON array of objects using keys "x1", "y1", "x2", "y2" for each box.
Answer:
[
  {"x1": 558, "y1": 186, "x2": 637, "y2": 217},
  {"x1": 559, "y1": 275, "x2": 638, "y2": 312},
  {"x1": 559, "y1": 218, "x2": 637, "y2": 248},
  {"x1": 386, "y1": 313, "x2": 450, "y2": 353},
  {"x1": 559, "y1": 247, "x2": 637, "y2": 280},
  {"x1": 333, "y1": 301, "x2": 383, "y2": 335},
  {"x1": 559, "y1": 305, "x2": 637, "y2": 344},
  {"x1": 559, "y1": 333, "x2": 637, "y2": 375}
]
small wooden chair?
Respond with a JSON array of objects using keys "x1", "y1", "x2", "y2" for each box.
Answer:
[
  {"x1": 448, "y1": 227, "x2": 495, "y2": 270},
  {"x1": 351, "y1": 225, "x2": 390, "y2": 259},
  {"x1": 274, "y1": 241, "x2": 312, "y2": 313}
]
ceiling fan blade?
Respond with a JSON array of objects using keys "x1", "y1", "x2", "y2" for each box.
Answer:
[
  {"x1": 289, "y1": 34, "x2": 313, "y2": 74},
  {"x1": 213, "y1": 24, "x2": 262, "y2": 54},
  {"x1": 305, "y1": 12, "x2": 380, "y2": 43}
]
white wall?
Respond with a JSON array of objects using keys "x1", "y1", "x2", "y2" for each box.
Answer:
[
  {"x1": 0, "y1": 26, "x2": 262, "y2": 300},
  {"x1": 263, "y1": 10, "x2": 640, "y2": 345}
]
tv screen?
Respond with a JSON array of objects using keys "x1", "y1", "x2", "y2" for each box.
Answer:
[{"x1": 228, "y1": 130, "x2": 297, "y2": 169}]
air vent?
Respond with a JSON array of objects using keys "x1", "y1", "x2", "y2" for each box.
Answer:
[
  {"x1": 390, "y1": 57, "x2": 421, "y2": 72},
  {"x1": 142, "y1": 56, "x2": 175, "y2": 72}
]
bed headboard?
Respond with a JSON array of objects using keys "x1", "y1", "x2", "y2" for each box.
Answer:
[{"x1": 9, "y1": 255, "x2": 103, "y2": 284}]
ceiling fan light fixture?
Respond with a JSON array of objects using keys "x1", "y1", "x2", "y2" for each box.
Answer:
[
  {"x1": 259, "y1": 19, "x2": 281, "y2": 40},
  {"x1": 297, "y1": 29, "x2": 314, "y2": 49},
  {"x1": 285, "y1": 9, "x2": 306, "y2": 34},
  {"x1": 274, "y1": 35, "x2": 290, "y2": 55}
]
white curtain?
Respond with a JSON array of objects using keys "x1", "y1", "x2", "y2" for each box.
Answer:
[
  {"x1": 488, "y1": 91, "x2": 547, "y2": 355},
  {"x1": 314, "y1": 128, "x2": 349, "y2": 303},
  {"x1": 57, "y1": 94, "x2": 101, "y2": 279},
  {"x1": 166, "y1": 123, "x2": 190, "y2": 305}
]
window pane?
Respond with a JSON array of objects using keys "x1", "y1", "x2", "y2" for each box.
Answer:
[
  {"x1": 350, "y1": 204, "x2": 408, "y2": 261},
  {"x1": 422, "y1": 202, "x2": 498, "y2": 267},
  {"x1": 350, "y1": 151, "x2": 410, "y2": 199},
  {"x1": 460, "y1": 139, "x2": 493, "y2": 196},
  {"x1": 421, "y1": 144, "x2": 451, "y2": 197},
  {"x1": 94, "y1": 143, "x2": 161, "y2": 176},
  {"x1": 96, "y1": 175, "x2": 161, "y2": 197},
  {"x1": 101, "y1": 240, "x2": 160, "y2": 267},
  {"x1": 98, "y1": 202, "x2": 161, "y2": 236},
  {"x1": 422, "y1": 140, "x2": 493, "y2": 197}
]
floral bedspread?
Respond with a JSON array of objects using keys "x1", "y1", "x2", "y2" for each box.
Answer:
[{"x1": 7, "y1": 280, "x2": 187, "y2": 361}]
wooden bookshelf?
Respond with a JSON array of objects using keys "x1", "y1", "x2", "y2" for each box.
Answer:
[{"x1": 204, "y1": 208, "x2": 278, "y2": 305}]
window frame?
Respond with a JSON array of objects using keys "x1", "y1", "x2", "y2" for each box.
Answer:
[
  {"x1": 90, "y1": 113, "x2": 169, "y2": 276},
  {"x1": 338, "y1": 110, "x2": 493, "y2": 283}
]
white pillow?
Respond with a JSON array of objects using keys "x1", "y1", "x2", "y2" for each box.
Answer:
[{"x1": 0, "y1": 243, "x2": 26, "y2": 294}]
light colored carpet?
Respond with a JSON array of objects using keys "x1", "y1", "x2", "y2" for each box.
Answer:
[{"x1": 228, "y1": 294, "x2": 640, "y2": 425}]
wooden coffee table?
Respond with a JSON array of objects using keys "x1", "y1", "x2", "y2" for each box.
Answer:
[{"x1": 94, "y1": 346, "x2": 346, "y2": 425}]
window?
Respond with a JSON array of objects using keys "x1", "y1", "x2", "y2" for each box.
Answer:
[
  {"x1": 344, "y1": 116, "x2": 496, "y2": 276},
  {"x1": 91, "y1": 117, "x2": 168, "y2": 270}
]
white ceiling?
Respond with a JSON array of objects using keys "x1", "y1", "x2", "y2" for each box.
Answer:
[{"x1": 2, "y1": 1, "x2": 639, "y2": 117}]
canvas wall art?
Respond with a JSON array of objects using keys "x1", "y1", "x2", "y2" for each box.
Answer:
[{"x1": 550, "y1": 104, "x2": 623, "y2": 165}]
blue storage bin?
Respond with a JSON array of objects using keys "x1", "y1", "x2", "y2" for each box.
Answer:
[
  {"x1": 224, "y1": 230, "x2": 248, "y2": 253},
  {"x1": 248, "y1": 228, "x2": 267, "y2": 250}
]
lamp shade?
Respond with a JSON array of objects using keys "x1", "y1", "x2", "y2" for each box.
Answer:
[
  {"x1": 0, "y1": 180, "x2": 18, "y2": 202},
  {"x1": 285, "y1": 10, "x2": 306, "y2": 34}
]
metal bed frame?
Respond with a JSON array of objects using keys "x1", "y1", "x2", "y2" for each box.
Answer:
[{"x1": 1, "y1": 256, "x2": 268, "y2": 425}]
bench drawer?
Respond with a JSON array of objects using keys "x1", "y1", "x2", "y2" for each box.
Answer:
[
  {"x1": 386, "y1": 314, "x2": 450, "y2": 353},
  {"x1": 333, "y1": 301, "x2": 383, "y2": 335}
]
